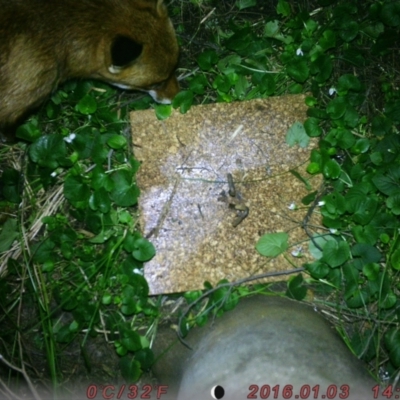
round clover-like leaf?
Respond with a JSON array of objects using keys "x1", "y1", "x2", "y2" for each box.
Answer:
[
  {"x1": 256, "y1": 232, "x2": 289, "y2": 257},
  {"x1": 132, "y1": 238, "x2": 156, "y2": 262}
]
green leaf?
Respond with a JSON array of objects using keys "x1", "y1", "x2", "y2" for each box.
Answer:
[
  {"x1": 120, "y1": 330, "x2": 142, "y2": 352},
  {"x1": 371, "y1": 115, "x2": 392, "y2": 136},
  {"x1": 322, "y1": 240, "x2": 350, "y2": 268},
  {"x1": 76, "y1": 94, "x2": 97, "y2": 115},
  {"x1": 121, "y1": 286, "x2": 144, "y2": 315},
  {"x1": 380, "y1": 291, "x2": 396, "y2": 309},
  {"x1": 337, "y1": 74, "x2": 361, "y2": 93},
  {"x1": 352, "y1": 244, "x2": 381, "y2": 264},
  {"x1": 351, "y1": 225, "x2": 378, "y2": 245},
  {"x1": 289, "y1": 170, "x2": 312, "y2": 190},
  {"x1": 350, "y1": 331, "x2": 377, "y2": 361},
  {"x1": 64, "y1": 175, "x2": 91, "y2": 208},
  {"x1": 89, "y1": 187, "x2": 111, "y2": 213},
  {"x1": 385, "y1": 328, "x2": 400, "y2": 367},
  {"x1": 351, "y1": 138, "x2": 370, "y2": 154},
  {"x1": 304, "y1": 19, "x2": 318, "y2": 35},
  {"x1": 345, "y1": 286, "x2": 369, "y2": 308},
  {"x1": 311, "y1": 54, "x2": 333, "y2": 83},
  {"x1": 110, "y1": 170, "x2": 140, "y2": 207},
  {"x1": 390, "y1": 247, "x2": 400, "y2": 270},
  {"x1": 119, "y1": 357, "x2": 141, "y2": 381},
  {"x1": 184, "y1": 290, "x2": 203, "y2": 304},
  {"x1": 338, "y1": 18, "x2": 359, "y2": 42},
  {"x1": 123, "y1": 232, "x2": 137, "y2": 253},
  {"x1": 264, "y1": 20, "x2": 280, "y2": 37},
  {"x1": 286, "y1": 58, "x2": 309, "y2": 83},
  {"x1": 349, "y1": 197, "x2": 378, "y2": 226},
  {"x1": 32, "y1": 239, "x2": 56, "y2": 264},
  {"x1": 302, "y1": 191, "x2": 318, "y2": 205},
  {"x1": 258, "y1": 74, "x2": 276, "y2": 96},
  {"x1": 1, "y1": 168, "x2": 22, "y2": 203},
  {"x1": 322, "y1": 159, "x2": 341, "y2": 179},
  {"x1": 102, "y1": 293, "x2": 112, "y2": 305},
  {"x1": 380, "y1": 233, "x2": 390, "y2": 244},
  {"x1": 306, "y1": 162, "x2": 321, "y2": 174},
  {"x1": 326, "y1": 97, "x2": 347, "y2": 119},
  {"x1": 211, "y1": 285, "x2": 229, "y2": 306},
  {"x1": 236, "y1": 0, "x2": 256, "y2": 10},
  {"x1": 55, "y1": 325, "x2": 74, "y2": 343},
  {"x1": 135, "y1": 348, "x2": 155, "y2": 371},
  {"x1": 319, "y1": 29, "x2": 336, "y2": 51},
  {"x1": 276, "y1": 0, "x2": 291, "y2": 16},
  {"x1": 197, "y1": 49, "x2": 218, "y2": 71},
  {"x1": 16, "y1": 121, "x2": 42, "y2": 142},
  {"x1": 305, "y1": 96, "x2": 317, "y2": 107},
  {"x1": 345, "y1": 184, "x2": 369, "y2": 209},
  {"x1": 256, "y1": 232, "x2": 289, "y2": 257},
  {"x1": 91, "y1": 167, "x2": 114, "y2": 191},
  {"x1": 387, "y1": 195, "x2": 400, "y2": 215},
  {"x1": 0, "y1": 219, "x2": 19, "y2": 253},
  {"x1": 219, "y1": 53, "x2": 241, "y2": 68},
  {"x1": 29, "y1": 135, "x2": 68, "y2": 169},
  {"x1": 370, "y1": 152, "x2": 383, "y2": 166},
  {"x1": 286, "y1": 122, "x2": 310, "y2": 148},
  {"x1": 362, "y1": 263, "x2": 379, "y2": 281},
  {"x1": 172, "y1": 90, "x2": 194, "y2": 114},
  {"x1": 107, "y1": 135, "x2": 127, "y2": 150},
  {"x1": 362, "y1": 21, "x2": 384, "y2": 39},
  {"x1": 325, "y1": 128, "x2": 356, "y2": 149},
  {"x1": 154, "y1": 104, "x2": 172, "y2": 120},
  {"x1": 380, "y1": 2, "x2": 400, "y2": 27},
  {"x1": 286, "y1": 274, "x2": 307, "y2": 300},
  {"x1": 264, "y1": 21, "x2": 292, "y2": 44},
  {"x1": 304, "y1": 261, "x2": 329, "y2": 279},
  {"x1": 46, "y1": 101, "x2": 61, "y2": 119},
  {"x1": 342, "y1": 48, "x2": 365, "y2": 67},
  {"x1": 372, "y1": 168, "x2": 400, "y2": 196},
  {"x1": 234, "y1": 75, "x2": 250, "y2": 99},
  {"x1": 222, "y1": 292, "x2": 239, "y2": 311},
  {"x1": 304, "y1": 117, "x2": 322, "y2": 137},
  {"x1": 189, "y1": 75, "x2": 209, "y2": 95},
  {"x1": 132, "y1": 238, "x2": 156, "y2": 262},
  {"x1": 213, "y1": 74, "x2": 232, "y2": 93},
  {"x1": 308, "y1": 234, "x2": 336, "y2": 260},
  {"x1": 323, "y1": 192, "x2": 346, "y2": 216}
]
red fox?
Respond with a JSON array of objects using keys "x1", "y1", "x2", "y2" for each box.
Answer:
[{"x1": 0, "y1": 0, "x2": 179, "y2": 138}]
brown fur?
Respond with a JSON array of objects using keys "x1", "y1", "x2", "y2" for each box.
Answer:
[{"x1": 0, "y1": 0, "x2": 179, "y2": 138}]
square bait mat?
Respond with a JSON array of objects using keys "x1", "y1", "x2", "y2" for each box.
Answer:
[{"x1": 131, "y1": 95, "x2": 321, "y2": 294}]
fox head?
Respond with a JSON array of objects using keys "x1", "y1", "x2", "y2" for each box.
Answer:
[
  {"x1": 94, "y1": 0, "x2": 180, "y2": 104},
  {"x1": 0, "y1": 0, "x2": 180, "y2": 140}
]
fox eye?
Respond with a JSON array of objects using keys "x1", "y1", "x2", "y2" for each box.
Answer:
[{"x1": 111, "y1": 36, "x2": 143, "y2": 67}]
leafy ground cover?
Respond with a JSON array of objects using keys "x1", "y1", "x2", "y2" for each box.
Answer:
[{"x1": 0, "y1": 0, "x2": 399, "y2": 394}]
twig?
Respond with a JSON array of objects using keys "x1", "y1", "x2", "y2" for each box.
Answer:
[
  {"x1": 0, "y1": 354, "x2": 42, "y2": 400},
  {"x1": 177, "y1": 266, "x2": 304, "y2": 347}
]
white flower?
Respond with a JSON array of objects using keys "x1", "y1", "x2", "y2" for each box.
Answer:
[
  {"x1": 133, "y1": 268, "x2": 143, "y2": 275},
  {"x1": 288, "y1": 203, "x2": 296, "y2": 210},
  {"x1": 318, "y1": 201, "x2": 325, "y2": 206},
  {"x1": 64, "y1": 133, "x2": 76, "y2": 143},
  {"x1": 296, "y1": 48, "x2": 304, "y2": 56},
  {"x1": 330, "y1": 228, "x2": 338, "y2": 234},
  {"x1": 291, "y1": 246, "x2": 303, "y2": 257},
  {"x1": 329, "y1": 87, "x2": 337, "y2": 96},
  {"x1": 50, "y1": 171, "x2": 57, "y2": 177}
]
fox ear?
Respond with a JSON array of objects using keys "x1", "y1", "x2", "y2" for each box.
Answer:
[
  {"x1": 108, "y1": 36, "x2": 143, "y2": 73},
  {"x1": 155, "y1": 0, "x2": 168, "y2": 17}
]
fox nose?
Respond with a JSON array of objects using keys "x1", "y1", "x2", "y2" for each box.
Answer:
[{"x1": 148, "y1": 75, "x2": 180, "y2": 104}]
